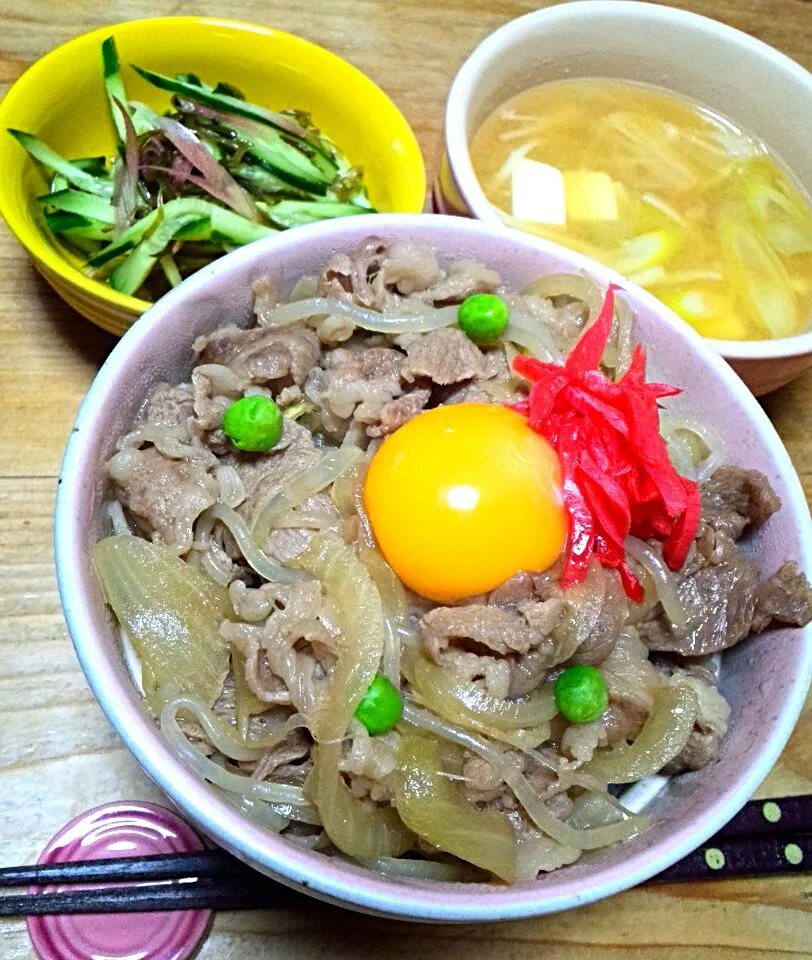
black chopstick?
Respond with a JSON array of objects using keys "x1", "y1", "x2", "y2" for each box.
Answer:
[
  {"x1": 1, "y1": 795, "x2": 809, "y2": 916},
  {"x1": 653, "y1": 831, "x2": 810, "y2": 883},
  {"x1": 0, "y1": 876, "x2": 298, "y2": 916},
  {"x1": 0, "y1": 850, "x2": 247, "y2": 889},
  {"x1": 714, "y1": 794, "x2": 811, "y2": 839}
]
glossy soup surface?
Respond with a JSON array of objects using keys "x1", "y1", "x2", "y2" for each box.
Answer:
[{"x1": 471, "y1": 79, "x2": 812, "y2": 341}]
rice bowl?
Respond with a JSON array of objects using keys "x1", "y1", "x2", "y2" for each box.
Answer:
[{"x1": 54, "y1": 214, "x2": 812, "y2": 920}]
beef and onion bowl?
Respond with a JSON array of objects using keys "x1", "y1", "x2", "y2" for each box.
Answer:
[{"x1": 94, "y1": 237, "x2": 812, "y2": 883}]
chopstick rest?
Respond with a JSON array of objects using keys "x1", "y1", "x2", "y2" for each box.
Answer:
[{"x1": 24, "y1": 801, "x2": 211, "y2": 960}]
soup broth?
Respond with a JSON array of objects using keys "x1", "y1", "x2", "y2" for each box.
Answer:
[{"x1": 471, "y1": 79, "x2": 812, "y2": 341}]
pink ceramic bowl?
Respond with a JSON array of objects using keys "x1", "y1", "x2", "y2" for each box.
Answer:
[
  {"x1": 54, "y1": 214, "x2": 812, "y2": 922},
  {"x1": 437, "y1": 1, "x2": 812, "y2": 395}
]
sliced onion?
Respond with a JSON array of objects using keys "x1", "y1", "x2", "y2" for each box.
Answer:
[
  {"x1": 358, "y1": 856, "x2": 475, "y2": 881},
  {"x1": 250, "y1": 446, "x2": 363, "y2": 544},
  {"x1": 256, "y1": 296, "x2": 460, "y2": 334},
  {"x1": 227, "y1": 794, "x2": 290, "y2": 833},
  {"x1": 305, "y1": 742, "x2": 412, "y2": 858},
  {"x1": 506, "y1": 314, "x2": 561, "y2": 362},
  {"x1": 402, "y1": 703, "x2": 650, "y2": 850},
  {"x1": 205, "y1": 503, "x2": 308, "y2": 584},
  {"x1": 659, "y1": 414, "x2": 722, "y2": 484},
  {"x1": 520, "y1": 272, "x2": 603, "y2": 320},
  {"x1": 626, "y1": 537, "x2": 688, "y2": 630},
  {"x1": 567, "y1": 790, "x2": 639, "y2": 830},
  {"x1": 268, "y1": 803, "x2": 323, "y2": 826},
  {"x1": 514, "y1": 829, "x2": 580, "y2": 881},
  {"x1": 359, "y1": 547, "x2": 410, "y2": 686},
  {"x1": 161, "y1": 700, "x2": 310, "y2": 806},
  {"x1": 93, "y1": 535, "x2": 231, "y2": 713},
  {"x1": 395, "y1": 734, "x2": 518, "y2": 882},
  {"x1": 163, "y1": 693, "x2": 305, "y2": 762},
  {"x1": 410, "y1": 653, "x2": 557, "y2": 733},
  {"x1": 584, "y1": 685, "x2": 698, "y2": 783},
  {"x1": 294, "y1": 532, "x2": 385, "y2": 741}
]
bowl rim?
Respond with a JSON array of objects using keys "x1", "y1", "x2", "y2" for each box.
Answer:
[
  {"x1": 443, "y1": 0, "x2": 812, "y2": 360},
  {"x1": 0, "y1": 15, "x2": 426, "y2": 318},
  {"x1": 55, "y1": 213, "x2": 812, "y2": 921}
]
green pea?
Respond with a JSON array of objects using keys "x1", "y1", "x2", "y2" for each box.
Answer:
[
  {"x1": 354, "y1": 675, "x2": 403, "y2": 735},
  {"x1": 458, "y1": 293, "x2": 509, "y2": 342},
  {"x1": 222, "y1": 395, "x2": 283, "y2": 452},
  {"x1": 554, "y1": 665, "x2": 608, "y2": 724}
]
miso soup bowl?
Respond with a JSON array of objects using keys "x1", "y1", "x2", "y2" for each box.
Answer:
[
  {"x1": 438, "y1": 0, "x2": 812, "y2": 395},
  {"x1": 55, "y1": 214, "x2": 812, "y2": 921}
]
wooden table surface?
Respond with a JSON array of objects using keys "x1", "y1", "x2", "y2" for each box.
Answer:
[{"x1": 1, "y1": 1, "x2": 810, "y2": 956}]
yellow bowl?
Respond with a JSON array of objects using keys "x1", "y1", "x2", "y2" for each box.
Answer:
[{"x1": 0, "y1": 17, "x2": 426, "y2": 336}]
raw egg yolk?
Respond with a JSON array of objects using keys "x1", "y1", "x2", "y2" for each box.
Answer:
[{"x1": 363, "y1": 403, "x2": 568, "y2": 603}]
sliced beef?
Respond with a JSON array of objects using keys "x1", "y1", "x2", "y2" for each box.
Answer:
[
  {"x1": 248, "y1": 728, "x2": 312, "y2": 783},
  {"x1": 191, "y1": 364, "x2": 247, "y2": 433},
  {"x1": 535, "y1": 563, "x2": 627, "y2": 666},
  {"x1": 488, "y1": 572, "x2": 537, "y2": 606},
  {"x1": 142, "y1": 382, "x2": 195, "y2": 428},
  {"x1": 751, "y1": 562, "x2": 812, "y2": 633},
  {"x1": 414, "y1": 259, "x2": 500, "y2": 304},
  {"x1": 421, "y1": 604, "x2": 535, "y2": 658},
  {"x1": 194, "y1": 323, "x2": 321, "y2": 389},
  {"x1": 229, "y1": 580, "x2": 291, "y2": 622},
  {"x1": 107, "y1": 445, "x2": 216, "y2": 554},
  {"x1": 233, "y1": 419, "x2": 320, "y2": 529},
  {"x1": 639, "y1": 533, "x2": 760, "y2": 655},
  {"x1": 700, "y1": 467, "x2": 781, "y2": 541},
  {"x1": 438, "y1": 381, "x2": 491, "y2": 405},
  {"x1": 598, "y1": 631, "x2": 662, "y2": 745},
  {"x1": 316, "y1": 237, "x2": 387, "y2": 307},
  {"x1": 400, "y1": 327, "x2": 486, "y2": 385},
  {"x1": 376, "y1": 238, "x2": 442, "y2": 295},
  {"x1": 661, "y1": 669, "x2": 731, "y2": 774},
  {"x1": 366, "y1": 387, "x2": 431, "y2": 438},
  {"x1": 306, "y1": 346, "x2": 404, "y2": 430}
]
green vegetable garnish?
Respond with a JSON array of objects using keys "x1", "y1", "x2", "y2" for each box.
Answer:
[
  {"x1": 354, "y1": 675, "x2": 403, "y2": 736},
  {"x1": 222, "y1": 395, "x2": 283, "y2": 452},
  {"x1": 8, "y1": 37, "x2": 375, "y2": 302},
  {"x1": 457, "y1": 293, "x2": 509, "y2": 342},
  {"x1": 554, "y1": 665, "x2": 608, "y2": 724}
]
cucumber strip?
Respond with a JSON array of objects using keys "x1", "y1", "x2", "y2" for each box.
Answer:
[
  {"x1": 174, "y1": 202, "x2": 278, "y2": 244},
  {"x1": 130, "y1": 65, "x2": 337, "y2": 169},
  {"x1": 44, "y1": 211, "x2": 114, "y2": 240},
  {"x1": 102, "y1": 38, "x2": 154, "y2": 138},
  {"x1": 69, "y1": 155, "x2": 109, "y2": 176},
  {"x1": 61, "y1": 235, "x2": 103, "y2": 255},
  {"x1": 244, "y1": 137, "x2": 329, "y2": 195},
  {"x1": 109, "y1": 212, "x2": 210, "y2": 294},
  {"x1": 37, "y1": 188, "x2": 117, "y2": 225},
  {"x1": 102, "y1": 37, "x2": 129, "y2": 141},
  {"x1": 256, "y1": 199, "x2": 368, "y2": 229},
  {"x1": 230, "y1": 163, "x2": 310, "y2": 198},
  {"x1": 86, "y1": 208, "x2": 160, "y2": 267},
  {"x1": 159, "y1": 253, "x2": 183, "y2": 288},
  {"x1": 8, "y1": 130, "x2": 113, "y2": 197},
  {"x1": 93, "y1": 198, "x2": 276, "y2": 284}
]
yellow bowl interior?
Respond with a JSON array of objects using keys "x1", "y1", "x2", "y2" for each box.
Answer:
[{"x1": 0, "y1": 17, "x2": 426, "y2": 329}]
